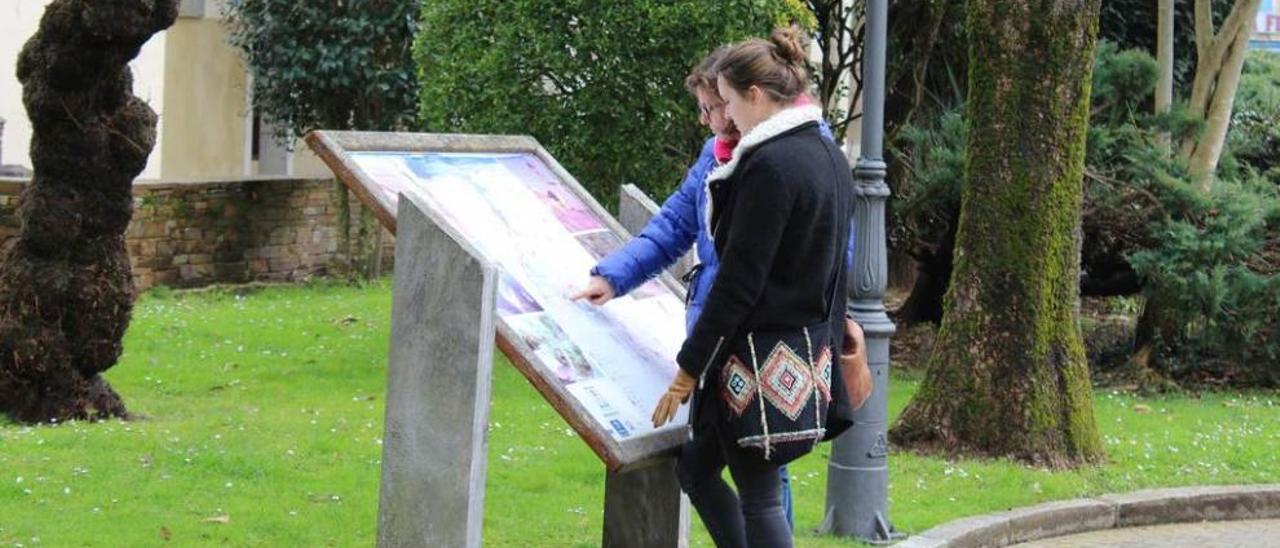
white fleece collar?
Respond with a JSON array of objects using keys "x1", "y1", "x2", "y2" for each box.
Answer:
[
  {"x1": 703, "y1": 104, "x2": 823, "y2": 240},
  {"x1": 706, "y1": 105, "x2": 823, "y2": 185}
]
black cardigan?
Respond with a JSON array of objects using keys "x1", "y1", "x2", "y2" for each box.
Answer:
[{"x1": 676, "y1": 120, "x2": 855, "y2": 382}]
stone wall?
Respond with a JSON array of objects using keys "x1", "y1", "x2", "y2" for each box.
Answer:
[
  {"x1": 0, "y1": 179, "x2": 18, "y2": 245},
  {"x1": 0, "y1": 176, "x2": 393, "y2": 291}
]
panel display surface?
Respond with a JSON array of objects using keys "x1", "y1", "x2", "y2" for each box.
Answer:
[{"x1": 351, "y1": 150, "x2": 687, "y2": 442}]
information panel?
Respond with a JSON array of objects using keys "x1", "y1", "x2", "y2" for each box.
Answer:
[{"x1": 307, "y1": 132, "x2": 689, "y2": 470}]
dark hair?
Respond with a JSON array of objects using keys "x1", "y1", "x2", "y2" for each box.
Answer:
[
  {"x1": 684, "y1": 46, "x2": 730, "y2": 96},
  {"x1": 714, "y1": 26, "x2": 810, "y2": 101}
]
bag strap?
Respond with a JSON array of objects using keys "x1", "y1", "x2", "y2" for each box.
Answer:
[
  {"x1": 822, "y1": 247, "x2": 843, "y2": 321},
  {"x1": 820, "y1": 144, "x2": 849, "y2": 322}
]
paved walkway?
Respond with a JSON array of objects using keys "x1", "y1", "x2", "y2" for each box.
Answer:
[{"x1": 1012, "y1": 519, "x2": 1280, "y2": 547}]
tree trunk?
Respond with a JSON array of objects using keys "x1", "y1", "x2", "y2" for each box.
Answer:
[
  {"x1": 357, "y1": 203, "x2": 379, "y2": 281},
  {"x1": 812, "y1": 0, "x2": 865, "y2": 143},
  {"x1": 0, "y1": 0, "x2": 177, "y2": 423},
  {"x1": 898, "y1": 194, "x2": 1145, "y2": 328},
  {"x1": 1186, "y1": 16, "x2": 1255, "y2": 190},
  {"x1": 1155, "y1": 0, "x2": 1174, "y2": 150},
  {"x1": 896, "y1": 220, "x2": 957, "y2": 326},
  {"x1": 1127, "y1": 291, "x2": 1182, "y2": 384},
  {"x1": 889, "y1": 0, "x2": 1105, "y2": 467},
  {"x1": 1180, "y1": 0, "x2": 1262, "y2": 191}
]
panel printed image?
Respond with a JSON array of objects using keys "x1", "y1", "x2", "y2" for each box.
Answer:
[
  {"x1": 576, "y1": 230, "x2": 624, "y2": 261},
  {"x1": 496, "y1": 273, "x2": 543, "y2": 317}
]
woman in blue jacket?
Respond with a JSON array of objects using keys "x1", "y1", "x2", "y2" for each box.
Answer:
[{"x1": 573, "y1": 47, "x2": 843, "y2": 530}]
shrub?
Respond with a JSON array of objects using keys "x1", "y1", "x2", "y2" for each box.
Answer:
[
  {"x1": 223, "y1": 0, "x2": 420, "y2": 140},
  {"x1": 1129, "y1": 175, "x2": 1280, "y2": 385},
  {"x1": 415, "y1": 0, "x2": 810, "y2": 207}
]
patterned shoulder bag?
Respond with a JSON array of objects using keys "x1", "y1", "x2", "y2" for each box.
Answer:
[
  {"x1": 718, "y1": 239, "x2": 845, "y2": 465},
  {"x1": 719, "y1": 318, "x2": 836, "y2": 464}
]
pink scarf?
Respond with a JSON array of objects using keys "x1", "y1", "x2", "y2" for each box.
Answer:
[{"x1": 713, "y1": 138, "x2": 738, "y2": 164}]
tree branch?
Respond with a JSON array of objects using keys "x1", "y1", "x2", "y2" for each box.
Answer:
[
  {"x1": 1194, "y1": 0, "x2": 1212, "y2": 62},
  {"x1": 1190, "y1": 15, "x2": 1256, "y2": 192},
  {"x1": 1182, "y1": 0, "x2": 1262, "y2": 164},
  {"x1": 1206, "y1": 0, "x2": 1261, "y2": 71},
  {"x1": 1221, "y1": 0, "x2": 1262, "y2": 43}
]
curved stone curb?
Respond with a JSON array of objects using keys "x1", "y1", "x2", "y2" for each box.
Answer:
[{"x1": 894, "y1": 484, "x2": 1280, "y2": 548}]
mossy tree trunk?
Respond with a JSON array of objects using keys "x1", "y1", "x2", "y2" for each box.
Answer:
[
  {"x1": 0, "y1": 0, "x2": 177, "y2": 423},
  {"x1": 889, "y1": 0, "x2": 1105, "y2": 467}
]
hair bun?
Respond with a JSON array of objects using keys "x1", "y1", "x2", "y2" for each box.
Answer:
[{"x1": 769, "y1": 26, "x2": 809, "y2": 66}]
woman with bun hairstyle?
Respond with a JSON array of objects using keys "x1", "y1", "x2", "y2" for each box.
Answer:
[
  {"x1": 649, "y1": 27, "x2": 857, "y2": 547},
  {"x1": 577, "y1": 46, "x2": 843, "y2": 530}
]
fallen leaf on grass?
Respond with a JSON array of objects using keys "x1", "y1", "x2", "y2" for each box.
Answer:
[{"x1": 203, "y1": 515, "x2": 231, "y2": 524}]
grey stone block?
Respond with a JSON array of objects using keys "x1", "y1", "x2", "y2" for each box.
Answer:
[
  {"x1": 1099, "y1": 484, "x2": 1280, "y2": 527},
  {"x1": 607, "y1": 185, "x2": 691, "y2": 548},
  {"x1": 911, "y1": 513, "x2": 1012, "y2": 548},
  {"x1": 603, "y1": 459, "x2": 690, "y2": 548},
  {"x1": 1001, "y1": 499, "x2": 1116, "y2": 544},
  {"x1": 897, "y1": 499, "x2": 1113, "y2": 548},
  {"x1": 894, "y1": 485, "x2": 1280, "y2": 548},
  {"x1": 376, "y1": 193, "x2": 498, "y2": 548}
]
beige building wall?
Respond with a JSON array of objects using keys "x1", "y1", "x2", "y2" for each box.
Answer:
[
  {"x1": 0, "y1": 0, "x2": 168, "y2": 179},
  {"x1": 157, "y1": 17, "x2": 251, "y2": 180},
  {"x1": 293, "y1": 138, "x2": 336, "y2": 178},
  {"x1": 133, "y1": 19, "x2": 170, "y2": 180},
  {"x1": 2, "y1": 0, "x2": 346, "y2": 182},
  {"x1": 162, "y1": 0, "x2": 332, "y2": 180},
  {"x1": 0, "y1": 1, "x2": 53, "y2": 172}
]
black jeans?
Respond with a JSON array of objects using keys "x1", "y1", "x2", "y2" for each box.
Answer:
[{"x1": 676, "y1": 422, "x2": 794, "y2": 548}]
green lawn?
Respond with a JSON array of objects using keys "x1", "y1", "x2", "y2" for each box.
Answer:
[{"x1": 1, "y1": 282, "x2": 1277, "y2": 546}]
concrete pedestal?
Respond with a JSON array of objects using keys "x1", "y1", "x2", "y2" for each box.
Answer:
[
  {"x1": 603, "y1": 459, "x2": 691, "y2": 548},
  {"x1": 376, "y1": 193, "x2": 498, "y2": 547},
  {"x1": 378, "y1": 190, "x2": 689, "y2": 547}
]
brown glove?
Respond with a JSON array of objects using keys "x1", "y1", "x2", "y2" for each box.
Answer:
[{"x1": 651, "y1": 369, "x2": 697, "y2": 428}]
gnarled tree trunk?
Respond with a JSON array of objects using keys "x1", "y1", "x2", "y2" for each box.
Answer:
[
  {"x1": 0, "y1": 0, "x2": 177, "y2": 423},
  {"x1": 889, "y1": 0, "x2": 1105, "y2": 467}
]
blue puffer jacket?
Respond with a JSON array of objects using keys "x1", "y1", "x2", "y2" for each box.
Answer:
[
  {"x1": 592, "y1": 123, "x2": 843, "y2": 335},
  {"x1": 593, "y1": 138, "x2": 720, "y2": 334}
]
